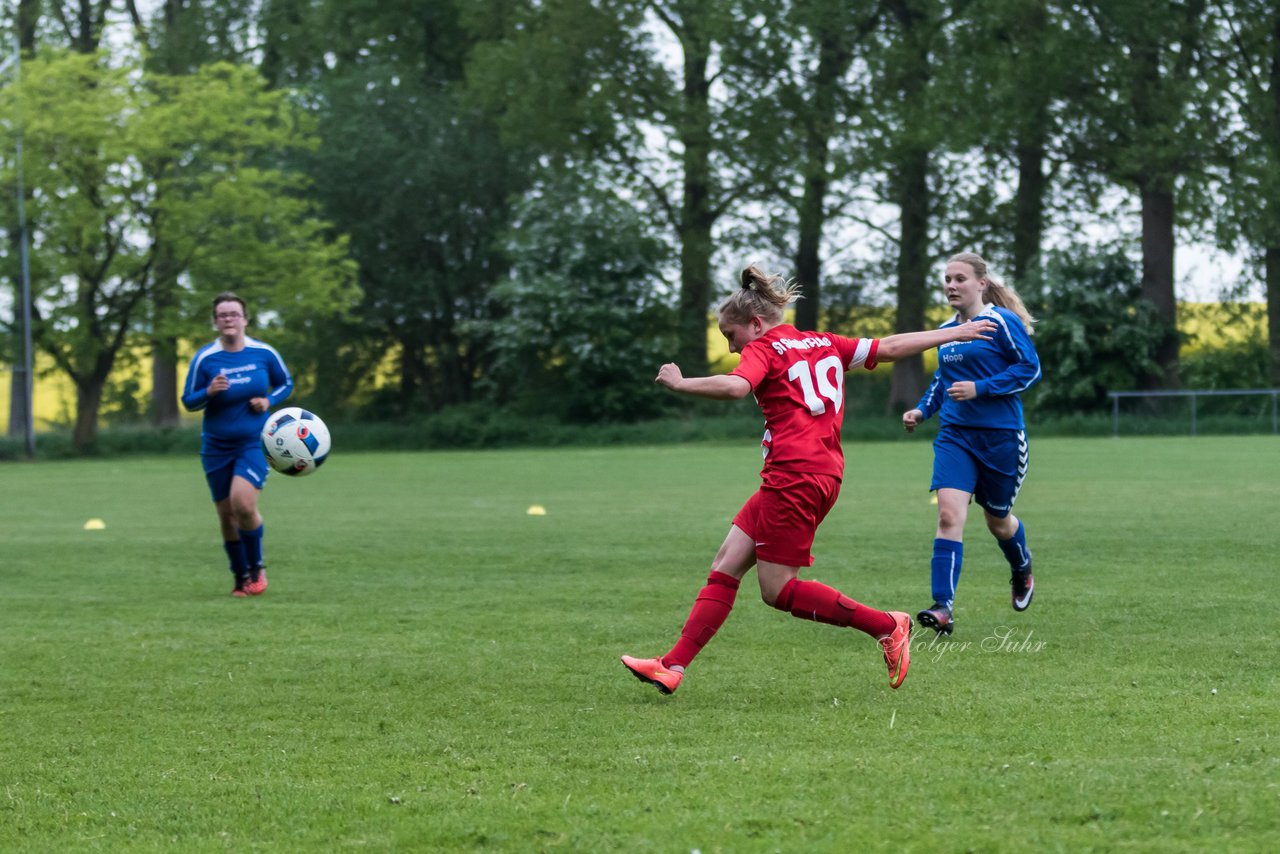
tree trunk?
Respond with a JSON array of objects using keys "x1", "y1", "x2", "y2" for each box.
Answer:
[
  {"x1": 149, "y1": 241, "x2": 181, "y2": 426},
  {"x1": 1140, "y1": 183, "x2": 1179, "y2": 387},
  {"x1": 1011, "y1": 122, "x2": 1046, "y2": 285},
  {"x1": 888, "y1": 144, "x2": 931, "y2": 412},
  {"x1": 676, "y1": 27, "x2": 714, "y2": 376},
  {"x1": 7, "y1": 361, "x2": 32, "y2": 439},
  {"x1": 73, "y1": 377, "x2": 105, "y2": 451},
  {"x1": 793, "y1": 28, "x2": 850, "y2": 332},
  {"x1": 8, "y1": 0, "x2": 38, "y2": 440},
  {"x1": 793, "y1": 164, "x2": 825, "y2": 332},
  {"x1": 17, "y1": 0, "x2": 38, "y2": 48},
  {"x1": 151, "y1": 350, "x2": 180, "y2": 426},
  {"x1": 1009, "y1": 0, "x2": 1049, "y2": 286},
  {"x1": 1267, "y1": 247, "x2": 1280, "y2": 387},
  {"x1": 885, "y1": 0, "x2": 934, "y2": 413}
]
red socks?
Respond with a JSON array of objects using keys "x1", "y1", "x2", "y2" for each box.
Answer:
[
  {"x1": 661, "y1": 573, "x2": 894, "y2": 670},
  {"x1": 774, "y1": 578, "x2": 895, "y2": 637},
  {"x1": 662, "y1": 571, "x2": 740, "y2": 669}
]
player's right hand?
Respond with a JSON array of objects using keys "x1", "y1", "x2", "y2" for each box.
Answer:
[
  {"x1": 902, "y1": 409, "x2": 924, "y2": 433},
  {"x1": 208, "y1": 374, "x2": 230, "y2": 395}
]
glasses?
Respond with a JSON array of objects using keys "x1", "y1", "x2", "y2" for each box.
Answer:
[{"x1": 215, "y1": 312, "x2": 244, "y2": 320}]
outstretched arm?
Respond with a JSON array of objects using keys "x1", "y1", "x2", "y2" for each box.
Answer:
[
  {"x1": 656, "y1": 363, "x2": 752, "y2": 400},
  {"x1": 875, "y1": 319, "x2": 996, "y2": 363}
]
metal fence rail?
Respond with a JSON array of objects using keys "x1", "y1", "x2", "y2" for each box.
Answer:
[{"x1": 1107, "y1": 389, "x2": 1280, "y2": 436}]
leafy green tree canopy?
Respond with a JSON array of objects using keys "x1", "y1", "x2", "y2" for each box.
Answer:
[{"x1": 0, "y1": 50, "x2": 356, "y2": 447}]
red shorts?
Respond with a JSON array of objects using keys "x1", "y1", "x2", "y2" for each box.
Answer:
[{"x1": 732, "y1": 470, "x2": 841, "y2": 567}]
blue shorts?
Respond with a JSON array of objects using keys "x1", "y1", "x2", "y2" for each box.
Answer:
[
  {"x1": 930, "y1": 426, "x2": 1028, "y2": 518},
  {"x1": 203, "y1": 446, "x2": 270, "y2": 502}
]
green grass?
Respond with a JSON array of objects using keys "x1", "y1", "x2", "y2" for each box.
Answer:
[{"x1": 2, "y1": 437, "x2": 1278, "y2": 851}]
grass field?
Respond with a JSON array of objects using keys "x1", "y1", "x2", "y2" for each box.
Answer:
[{"x1": 2, "y1": 436, "x2": 1278, "y2": 851}]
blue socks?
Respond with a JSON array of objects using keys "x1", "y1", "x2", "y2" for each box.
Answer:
[
  {"x1": 239, "y1": 524, "x2": 265, "y2": 570},
  {"x1": 997, "y1": 518, "x2": 1031, "y2": 571},
  {"x1": 223, "y1": 539, "x2": 249, "y2": 581},
  {"x1": 931, "y1": 522, "x2": 1030, "y2": 608},
  {"x1": 931, "y1": 538, "x2": 963, "y2": 607}
]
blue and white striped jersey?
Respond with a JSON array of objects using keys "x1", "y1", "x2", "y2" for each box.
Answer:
[{"x1": 914, "y1": 305, "x2": 1041, "y2": 430}]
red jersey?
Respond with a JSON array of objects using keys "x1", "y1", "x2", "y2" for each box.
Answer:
[{"x1": 730, "y1": 324, "x2": 879, "y2": 479}]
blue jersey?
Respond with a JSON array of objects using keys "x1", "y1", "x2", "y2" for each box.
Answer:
[
  {"x1": 181, "y1": 337, "x2": 294, "y2": 456},
  {"x1": 915, "y1": 305, "x2": 1041, "y2": 430}
]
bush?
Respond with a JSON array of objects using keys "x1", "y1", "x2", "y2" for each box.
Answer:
[
  {"x1": 1026, "y1": 247, "x2": 1171, "y2": 414},
  {"x1": 1179, "y1": 340, "x2": 1270, "y2": 391}
]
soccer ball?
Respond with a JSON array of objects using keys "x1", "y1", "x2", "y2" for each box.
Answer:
[{"x1": 261, "y1": 407, "x2": 331, "y2": 476}]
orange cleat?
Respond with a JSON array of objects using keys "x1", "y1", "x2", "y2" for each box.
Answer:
[
  {"x1": 244, "y1": 568, "x2": 268, "y2": 596},
  {"x1": 879, "y1": 612, "x2": 912, "y2": 689},
  {"x1": 620, "y1": 655, "x2": 683, "y2": 695},
  {"x1": 231, "y1": 586, "x2": 251, "y2": 598}
]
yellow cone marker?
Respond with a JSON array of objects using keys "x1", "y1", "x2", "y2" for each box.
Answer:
[
  {"x1": 84, "y1": 518, "x2": 106, "y2": 530},
  {"x1": 526, "y1": 505, "x2": 547, "y2": 516},
  {"x1": 930, "y1": 495, "x2": 938, "y2": 505}
]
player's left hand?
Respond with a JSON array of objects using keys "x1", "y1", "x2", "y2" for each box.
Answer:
[
  {"x1": 947, "y1": 381, "x2": 977, "y2": 401},
  {"x1": 249, "y1": 396, "x2": 269, "y2": 413}
]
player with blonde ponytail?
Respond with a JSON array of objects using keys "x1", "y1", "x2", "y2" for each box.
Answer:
[
  {"x1": 902, "y1": 253, "x2": 1043, "y2": 636},
  {"x1": 621, "y1": 264, "x2": 998, "y2": 695}
]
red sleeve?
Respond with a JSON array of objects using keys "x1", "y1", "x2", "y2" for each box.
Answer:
[
  {"x1": 729, "y1": 340, "x2": 773, "y2": 389},
  {"x1": 831, "y1": 334, "x2": 879, "y2": 371}
]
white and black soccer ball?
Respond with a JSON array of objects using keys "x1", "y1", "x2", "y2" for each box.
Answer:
[{"x1": 261, "y1": 407, "x2": 331, "y2": 477}]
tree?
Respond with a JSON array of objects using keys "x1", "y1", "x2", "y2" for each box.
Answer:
[
  {"x1": 473, "y1": 171, "x2": 676, "y2": 422},
  {"x1": 862, "y1": 0, "x2": 955, "y2": 411},
  {"x1": 1063, "y1": 0, "x2": 1219, "y2": 388},
  {"x1": 139, "y1": 0, "x2": 261, "y2": 426},
  {"x1": 303, "y1": 65, "x2": 517, "y2": 413},
  {"x1": 1028, "y1": 247, "x2": 1166, "y2": 413},
  {"x1": 4, "y1": 0, "x2": 40, "y2": 440},
  {"x1": 47, "y1": 0, "x2": 119, "y2": 52},
  {"x1": 934, "y1": 0, "x2": 1081, "y2": 283},
  {"x1": 0, "y1": 52, "x2": 354, "y2": 449},
  {"x1": 721, "y1": 0, "x2": 881, "y2": 331},
  {"x1": 1207, "y1": 2, "x2": 1280, "y2": 385},
  {"x1": 252, "y1": 0, "x2": 527, "y2": 413},
  {"x1": 469, "y1": 0, "x2": 767, "y2": 377}
]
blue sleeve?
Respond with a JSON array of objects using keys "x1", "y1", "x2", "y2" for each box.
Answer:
[
  {"x1": 266, "y1": 350, "x2": 294, "y2": 407},
  {"x1": 915, "y1": 368, "x2": 945, "y2": 420},
  {"x1": 181, "y1": 354, "x2": 209, "y2": 412},
  {"x1": 974, "y1": 315, "x2": 1041, "y2": 398}
]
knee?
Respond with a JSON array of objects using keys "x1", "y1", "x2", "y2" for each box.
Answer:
[
  {"x1": 760, "y1": 577, "x2": 795, "y2": 610},
  {"x1": 937, "y1": 507, "x2": 964, "y2": 533},
  {"x1": 987, "y1": 513, "x2": 1017, "y2": 539},
  {"x1": 229, "y1": 499, "x2": 255, "y2": 527}
]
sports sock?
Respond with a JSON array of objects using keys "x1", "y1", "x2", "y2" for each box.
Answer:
[
  {"x1": 239, "y1": 524, "x2": 265, "y2": 569},
  {"x1": 223, "y1": 539, "x2": 250, "y2": 583},
  {"x1": 773, "y1": 578, "x2": 896, "y2": 637},
  {"x1": 997, "y1": 519, "x2": 1031, "y2": 571},
  {"x1": 662, "y1": 571, "x2": 740, "y2": 670},
  {"x1": 931, "y1": 538, "x2": 963, "y2": 607}
]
